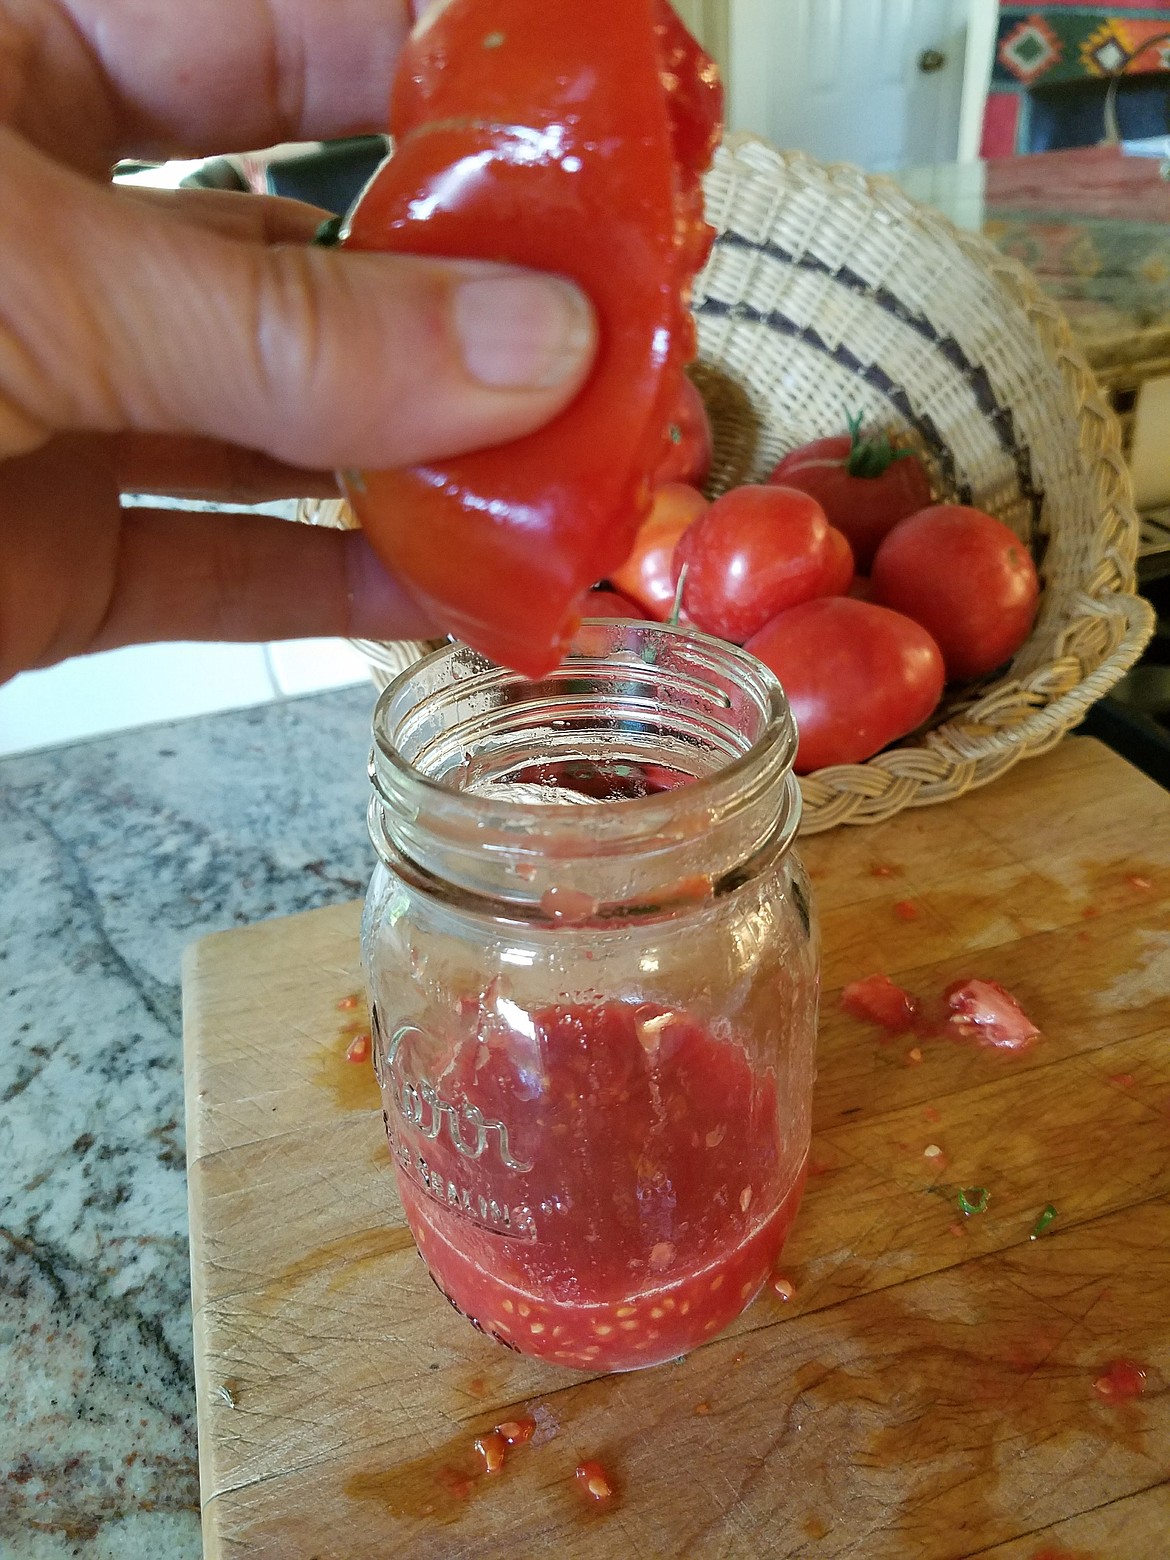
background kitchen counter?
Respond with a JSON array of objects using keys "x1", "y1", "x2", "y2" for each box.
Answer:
[{"x1": 0, "y1": 686, "x2": 380, "y2": 1559}]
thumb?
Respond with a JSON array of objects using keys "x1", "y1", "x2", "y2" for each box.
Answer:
[{"x1": 0, "y1": 129, "x2": 597, "y2": 470}]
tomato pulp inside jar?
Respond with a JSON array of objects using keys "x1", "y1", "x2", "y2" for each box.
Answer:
[
  {"x1": 384, "y1": 1000, "x2": 807, "y2": 1371},
  {"x1": 365, "y1": 624, "x2": 818, "y2": 1372}
]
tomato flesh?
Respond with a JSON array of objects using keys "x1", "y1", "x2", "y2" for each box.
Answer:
[
  {"x1": 841, "y1": 974, "x2": 920, "y2": 1034},
  {"x1": 341, "y1": 1, "x2": 722, "y2": 677},
  {"x1": 653, "y1": 376, "x2": 714, "y2": 488},
  {"x1": 385, "y1": 1001, "x2": 806, "y2": 1371},
  {"x1": 945, "y1": 978, "x2": 1040, "y2": 1050}
]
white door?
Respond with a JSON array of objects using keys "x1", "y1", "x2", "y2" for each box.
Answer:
[{"x1": 726, "y1": 0, "x2": 989, "y2": 172}]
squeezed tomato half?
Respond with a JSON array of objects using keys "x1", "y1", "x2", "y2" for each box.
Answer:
[{"x1": 384, "y1": 1000, "x2": 806, "y2": 1371}]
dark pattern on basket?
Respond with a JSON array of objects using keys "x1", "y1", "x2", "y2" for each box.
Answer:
[{"x1": 709, "y1": 229, "x2": 1046, "y2": 531}]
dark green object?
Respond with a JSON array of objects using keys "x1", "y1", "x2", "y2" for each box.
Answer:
[
  {"x1": 844, "y1": 409, "x2": 916, "y2": 480},
  {"x1": 1029, "y1": 1204, "x2": 1058, "y2": 1240},
  {"x1": 312, "y1": 215, "x2": 345, "y2": 248}
]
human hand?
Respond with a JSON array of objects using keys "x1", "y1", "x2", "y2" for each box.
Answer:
[{"x1": 0, "y1": 0, "x2": 598, "y2": 683}]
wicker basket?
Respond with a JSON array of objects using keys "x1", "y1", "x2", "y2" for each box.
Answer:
[{"x1": 299, "y1": 134, "x2": 1155, "y2": 834}]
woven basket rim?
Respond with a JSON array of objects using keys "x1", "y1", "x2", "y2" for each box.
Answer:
[
  {"x1": 702, "y1": 137, "x2": 1152, "y2": 831},
  {"x1": 303, "y1": 135, "x2": 1155, "y2": 833}
]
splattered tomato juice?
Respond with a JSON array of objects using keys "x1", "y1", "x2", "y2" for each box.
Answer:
[{"x1": 383, "y1": 999, "x2": 806, "y2": 1371}]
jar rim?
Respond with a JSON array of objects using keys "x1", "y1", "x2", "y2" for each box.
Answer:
[{"x1": 370, "y1": 621, "x2": 798, "y2": 840}]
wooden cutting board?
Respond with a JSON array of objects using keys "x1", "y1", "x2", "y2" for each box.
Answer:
[{"x1": 184, "y1": 737, "x2": 1170, "y2": 1559}]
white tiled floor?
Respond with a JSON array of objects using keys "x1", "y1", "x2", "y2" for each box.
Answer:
[{"x1": 0, "y1": 639, "x2": 370, "y2": 757}]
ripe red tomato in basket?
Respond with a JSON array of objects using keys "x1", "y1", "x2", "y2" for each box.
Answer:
[
  {"x1": 745, "y1": 597, "x2": 946, "y2": 773},
  {"x1": 339, "y1": 0, "x2": 723, "y2": 677},
  {"x1": 610, "y1": 483, "x2": 708, "y2": 620},
  {"x1": 674, "y1": 484, "x2": 832, "y2": 642},
  {"x1": 871, "y1": 505, "x2": 1040, "y2": 682},
  {"x1": 653, "y1": 375, "x2": 713, "y2": 489},
  {"x1": 769, "y1": 419, "x2": 932, "y2": 572},
  {"x1": 817, "y1": 527, "x2": 855, "y2": 597}
]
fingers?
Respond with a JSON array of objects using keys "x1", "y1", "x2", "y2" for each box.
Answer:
[
  {"x1": 0, "y1": 131, "x2": 598, "y2": 471},
  {"x1": 7, "y1": 3, "x2": 445, "y2": 177},
  {"x1": 113, "y1": 185, "x2": 330, "y2": 246},
  {"x1": 117, "y1": 433, "x2": 339, "y2": 502},
  {"x1": 88, "y1": 508, "x2": 440, "y2": 652},
  {"x1": 23, "y1": 0, "x2": 415, "y2": 170}
]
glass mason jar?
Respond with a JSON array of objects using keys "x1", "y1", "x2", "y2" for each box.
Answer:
[{"x1": 362, "y1": 621, "x2": 819, "y2": 1372}]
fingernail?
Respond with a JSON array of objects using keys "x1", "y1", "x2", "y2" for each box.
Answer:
[{"x1": 453, "y1": 273, "x2": 595, "y2": 391}]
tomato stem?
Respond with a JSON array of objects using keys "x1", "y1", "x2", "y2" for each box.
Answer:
[
  {"x1": 668, "y1": 564, "x2": 688, "y2": 628},
  {"x1": 845, "y1": 409, "x2": 915, "y2": 480}
]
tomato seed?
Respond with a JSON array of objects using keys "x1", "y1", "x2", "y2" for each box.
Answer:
[
  {"x1": 907, "y1": 1047, "x2": 923, "y2": 1064},
  {"x1": 693, "y1": 1401, "x2": 711, "y2": 1416},
  {"x1": 710, "y1": 1275, "x2": 724, "y2": 1292},
  {"x1": 517, "y1": 1304, "x2": 531, "y2": 1317},
  {"x1": 616, "y1": 1306, "x2": 636, "y2": 1318},
  {"x1": 619, "y1": 1320, "x2": 639, "y2": 1332},
  {"x1": 739, "y1": 1187, "x2": 752, "y2": 1212},
  {"x1": 594, "y1": 1323, "x2": 613, "y2": 1337},
  {"x1": 576, "y1": 1461, "x2": 613, "y2": 1501},
  {"x1": 1127, "y1": 875, "x2": 1153, "y2": 892},
  {"x1": 336, "y1": 994, "x2": 361, "y2": 1011},
  {"x1": 497, "y1": 1417, "x2": 536, "y2": 1446},
  {"x1": 475, "y1": 1431, "x2": 507, "y2": 1473},
  {"x1": 771, "y1": 1276, "x2": 796, "y2": 1302},
  {"x1": 345, "y1": 1033, "x2": 371, "y2": 1064}
]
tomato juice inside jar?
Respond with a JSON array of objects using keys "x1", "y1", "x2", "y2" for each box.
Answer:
[{"x1": 363, "y1": 621, "x2": 819, "y2": 1371}]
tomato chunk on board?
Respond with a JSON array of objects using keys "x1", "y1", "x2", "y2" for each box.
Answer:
[{"x1": 341, "y1": 0, "x2": 723, "y2": 676}]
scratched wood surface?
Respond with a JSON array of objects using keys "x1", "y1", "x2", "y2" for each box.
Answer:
[{"x1": 183, "y1": 737, "x2": 1170, "y2": 1559}]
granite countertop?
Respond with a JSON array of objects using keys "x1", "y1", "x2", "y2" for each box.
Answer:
[{"x1": 0, "y1": 685, "x2": 380, "y2": 1559}]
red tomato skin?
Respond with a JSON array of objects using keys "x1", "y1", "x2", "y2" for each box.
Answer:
[
  {"x1": 674, "y1": 485, "x2": 832, "y2": 643},
  {"x1": 870, "y1": 505, "x2": 1040, "y2": 682},
  {"x1": 610, "y1": 483, "x2": 708, "y2": 619},
  {"x1": 653, "y1": 376, "x2": 713, "y2": 488},
  {"x1": 818, "y1": 527, "x2": 855, "y2": 597},
  {"x1": 745, "y1": 597, "x2": 946, "y2": 773},
  {"x1": 770, "y1": 436, "x2": 932, "y2": 571},
  {"x1": 578, "y1": 587, "x2": 650, "y2": 620},
  {"x1": 341, "y1": 1, "x2": 723, "y2": 677}
]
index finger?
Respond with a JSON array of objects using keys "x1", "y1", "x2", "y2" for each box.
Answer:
[{"x1": 33, "y1": 0, "x2": 425, "y2": 167}]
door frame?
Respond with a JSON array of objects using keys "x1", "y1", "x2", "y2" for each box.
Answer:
[{"x1": 724, "y1": 0, "x2": 998, "y2": 164}]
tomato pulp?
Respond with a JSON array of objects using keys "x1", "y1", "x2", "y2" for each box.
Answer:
[
  {"x1": 382, "y1": 1001, "x2": 806, "y2": 1371},
  {"x1": 341, "y1": 0, "x2": 723, "y2": 677}
]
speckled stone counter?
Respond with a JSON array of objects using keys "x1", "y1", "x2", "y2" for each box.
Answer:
[{"x1": 0, "y1": 686, "x2": 380, "y2": 1558}]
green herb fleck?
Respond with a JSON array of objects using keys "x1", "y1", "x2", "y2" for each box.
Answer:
[
  {"x1": 1030, "y1": 1204, "x2": 1057, "y2": 1240},
  {"x1": 483, "y1": 30, "x2": 506, "y2": 48},
  {"x1": 668, "y1": 422, "x2": 682, "y2": 446},
  {"x1": 958, "y1": 1186, "x2": 990, "y2": 1217}
]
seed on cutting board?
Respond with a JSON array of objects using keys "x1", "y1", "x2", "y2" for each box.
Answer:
[
  {"x1": 771, "y1": 1275, "x2": 796, "y2": 1301},
  {"x1": 576, "y1": 1460, "x2": 614, "y2": 1501},
  {"x1": 497, "y1": 1417, "x2": 536, "y2": 1446},
  {"x1": 475, "y1": 1430, "x2": 507, "y2": 1473},
  {"x1": 345, "y1": 1033, "x2": 371, "y2": 1064}
]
